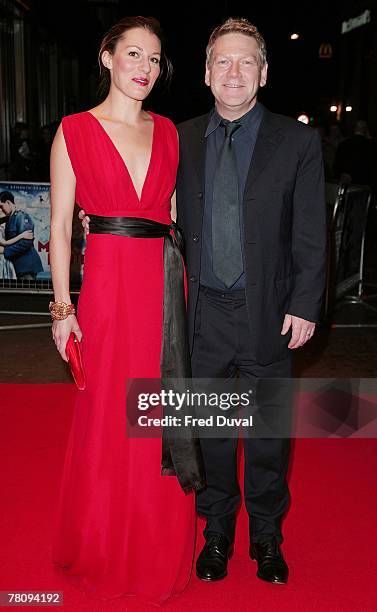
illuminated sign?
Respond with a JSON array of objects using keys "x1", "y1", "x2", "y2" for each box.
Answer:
[
  {"x1": 319, "y1": 43, "x2": 333, "y2": 58},
  {"x1": 341, "y1": 9, "x2": 371, "y2": 34}
]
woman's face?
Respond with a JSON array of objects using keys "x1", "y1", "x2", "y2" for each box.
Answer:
[{"x1": 102, "y1": 27, "x2": 161, "y2": 101}]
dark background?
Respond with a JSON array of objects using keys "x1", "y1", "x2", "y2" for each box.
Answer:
[
  {"x1": 25, "y1": 0, "x2": 376, "y2": 122},
  {"x1": 1, "y1": 0, "x2": 377, "y2": 150}
]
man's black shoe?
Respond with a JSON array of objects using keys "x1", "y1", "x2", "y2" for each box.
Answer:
[
  {"x1": 196, "y1": 534, "x2": 233, "y2": 581},
  {"x1": 250, "y1": 538, "x2": 288, "y2": 584}
]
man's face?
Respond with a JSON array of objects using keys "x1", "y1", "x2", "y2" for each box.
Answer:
[
  {"x1": 205, "y1": 33, "x2": 268, "y2": 118},
  {"x1": 0, "y1": 201, "x2": 12, "y2": 216}
]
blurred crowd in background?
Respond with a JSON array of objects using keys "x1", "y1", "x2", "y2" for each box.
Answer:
[{"x1": 6, "y1": 121, "x2": 59, "y2": 183}]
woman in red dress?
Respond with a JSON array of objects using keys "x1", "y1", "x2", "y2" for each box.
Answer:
[{"x1": 49, "y1": 16, "x2": 203, "y2": 603}]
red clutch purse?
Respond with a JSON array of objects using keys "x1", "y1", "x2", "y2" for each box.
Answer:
[{"x1": 65, "y1": 332, "x2": 86, "y2": 390}]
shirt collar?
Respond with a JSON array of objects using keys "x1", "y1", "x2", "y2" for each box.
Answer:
[{"x1": 205, "y1": 101, "x2": 263, "y2": 138}]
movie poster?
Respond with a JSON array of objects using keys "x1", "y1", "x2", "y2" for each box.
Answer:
[{"x1": 0, "y1": 181, "x2": 84, "y2": 286}]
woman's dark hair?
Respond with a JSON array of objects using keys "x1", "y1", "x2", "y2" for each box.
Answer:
[{"x1": 98, "y1": 16, "x2": 173, "y2": 98}]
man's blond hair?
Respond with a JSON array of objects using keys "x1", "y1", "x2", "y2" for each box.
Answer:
[{"x1": 206, "y1": 18, "x2": 267, "y2": 66}]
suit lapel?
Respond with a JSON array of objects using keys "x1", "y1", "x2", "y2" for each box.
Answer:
[
  {"x1": 189, "y1": 114, "x2": 209, "y2": 189},
  {"x1": 244, "y1": 108, "x2": 284, "y2": 192}
]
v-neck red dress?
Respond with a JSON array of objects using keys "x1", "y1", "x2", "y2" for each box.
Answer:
[{"x1": 52, "y1": 112, "x2": 196, "y2": 603}]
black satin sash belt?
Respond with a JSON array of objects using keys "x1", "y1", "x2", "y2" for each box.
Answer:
[{"x1": 89, "y1": 214, "x2": 205, "y2": 493}]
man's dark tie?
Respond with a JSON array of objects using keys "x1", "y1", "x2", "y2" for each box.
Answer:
[{"x1": 212, "y1": 120, "x2": 243, "y2": 288}]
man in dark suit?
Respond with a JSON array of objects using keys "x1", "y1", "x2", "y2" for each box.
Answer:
[
  {"x1": 176, "y1": 18, "x2": 327, "y2": 584},
  {"x1": 0, "y1": 190, "x2": 43, "y2": 279}
]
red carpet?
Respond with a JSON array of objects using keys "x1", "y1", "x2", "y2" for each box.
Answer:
[{"x1": 1, "y1": 384, "x2": 377, "y2": 611}]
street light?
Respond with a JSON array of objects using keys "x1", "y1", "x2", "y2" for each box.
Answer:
[
  {"x1": 345, "y1": 105, "x2": 352, "y2": 112},
  {"x1": 290, "y1": 33, "x2": 300, "y2": 40},
  {"x1": 297, "y1": 114, "x2": 309, "y2": 124},
  {"x1": 330, "y1": 105, "x2": 338, "y2": 112}
]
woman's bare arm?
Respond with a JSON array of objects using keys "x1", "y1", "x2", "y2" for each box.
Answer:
[
  {"x1": 0, "y1": 230, "x2": 34, "y2": 246},
  {"x1": 50, "y1": 124, "x2": 76, "y2": 302},
  {"x1": 50, "y1": 124, "x2": 82, "y2": 360}
]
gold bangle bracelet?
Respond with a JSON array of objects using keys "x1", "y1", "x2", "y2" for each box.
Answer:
[{"x1": 49, "y1": 301, "x2": 76, "y2": 320}]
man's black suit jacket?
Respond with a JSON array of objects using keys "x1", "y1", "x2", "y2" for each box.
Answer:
[{"x1": 176, "y1": 106, "x2": 327, "y2": 365}]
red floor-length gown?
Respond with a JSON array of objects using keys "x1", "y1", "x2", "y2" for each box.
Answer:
[{"x1": 52, "y1": 111, "x2": 196, "y2": 603}]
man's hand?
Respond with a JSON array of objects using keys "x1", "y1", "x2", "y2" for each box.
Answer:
[
  {"x1": 281, "y1": 314, "x2": 315, "y2": 349},
  {"x1": 20, "y1": 230, "x2": 34, "y2": 240},
  {"x1": 78, "y1": 209, "x2": 90, "y2": 235}
]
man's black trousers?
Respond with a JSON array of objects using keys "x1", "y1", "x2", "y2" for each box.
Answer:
[{"x1": 191, "y1": 285, "x2": 292, "y2": 545}]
